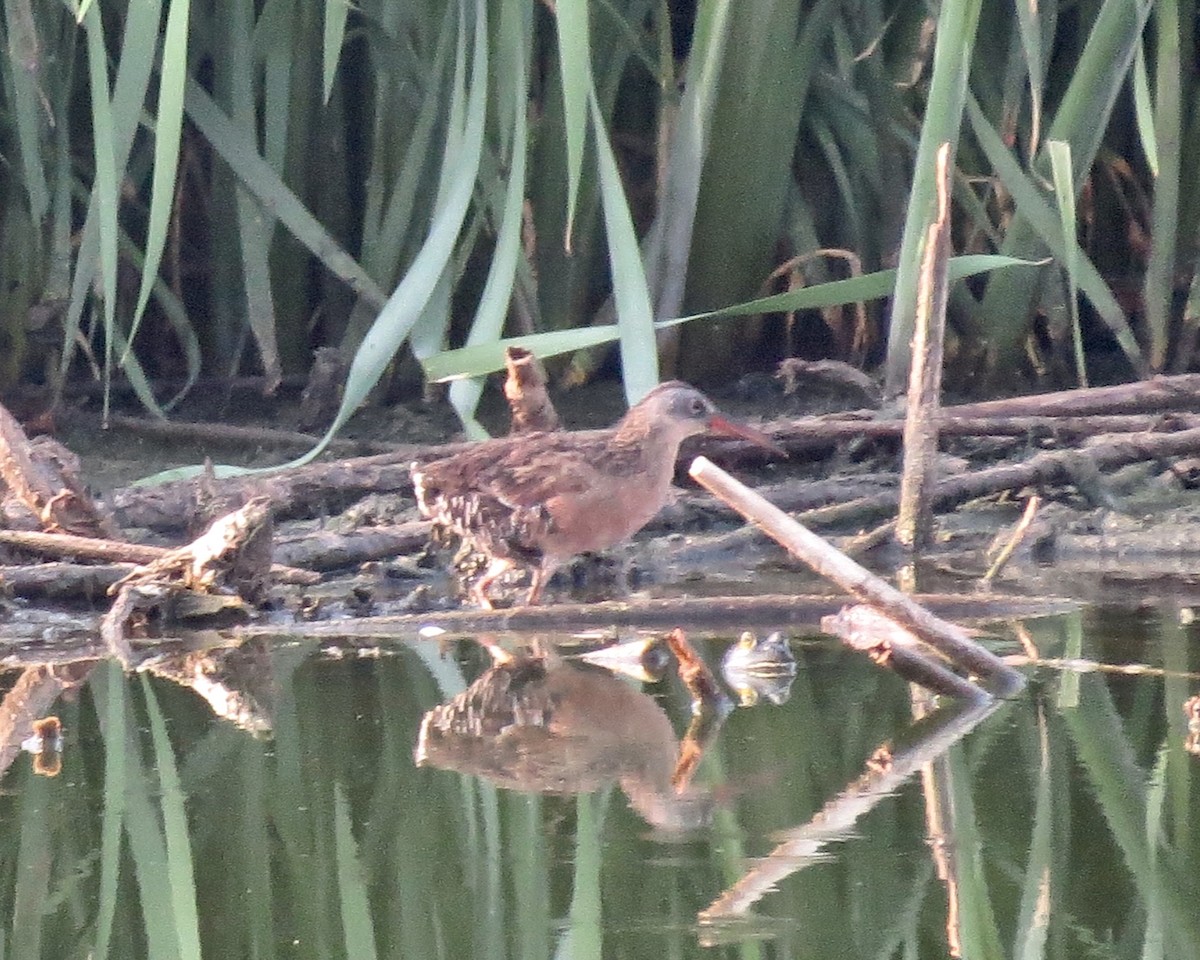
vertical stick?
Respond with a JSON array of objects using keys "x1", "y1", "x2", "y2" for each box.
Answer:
[{"x1": 896, "y1": 142, "x2": 953, "y2": 550}]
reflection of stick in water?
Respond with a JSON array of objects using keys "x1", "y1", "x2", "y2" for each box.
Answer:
[{"x1": 698, "y1": 695, "x2": 1001, "y2": 925}]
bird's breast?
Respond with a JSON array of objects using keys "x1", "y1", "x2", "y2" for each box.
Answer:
[{"x1": 539, "y1": 465, "x2": 674, "y2": 559}]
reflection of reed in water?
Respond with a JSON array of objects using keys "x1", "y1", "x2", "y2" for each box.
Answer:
[{"x1": 415, "y1": 652, "x2": 713, "y2": 830}]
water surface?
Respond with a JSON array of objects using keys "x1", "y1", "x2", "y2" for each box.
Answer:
[{"x1": 0, "y1": 603, "x2": 1196, "y2": 959}]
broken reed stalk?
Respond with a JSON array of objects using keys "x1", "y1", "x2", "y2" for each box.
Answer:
[
  {"x1": 896, "y1": 141, "x2": 952, "y2": 551},
  {"x1": 503, "y1": 346, "x2": 560, "y2": 433},
  {"x1": 822, "y1": 605, "x2": 987, "y2": 701},
  {"x1": 689, "y1": 456, "x2": 1025, "y2": 695}
]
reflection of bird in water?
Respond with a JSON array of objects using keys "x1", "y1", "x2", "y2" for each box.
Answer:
[
  {"x1": 411, "y1": 382, "x2": 783, "y2": 607},
  {"x1": 721, "y1": 631, "x2": 798, "y2": 706},
  {"x1": 415, "y1": 643, "x2": 713, "y2": 830}
]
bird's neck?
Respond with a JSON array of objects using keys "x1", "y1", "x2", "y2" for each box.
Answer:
[{"x1": 606, "y1": 417, "x2": 685, "y2": 479}]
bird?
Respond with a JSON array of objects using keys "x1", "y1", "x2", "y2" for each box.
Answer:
[{"x1": 411, "y1": 381, "x2": 784, "y2": 608}]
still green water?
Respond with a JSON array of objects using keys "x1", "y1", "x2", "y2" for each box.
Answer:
[{"x1": 1, "y1": 605, "x2": 1197, "y2": 959}]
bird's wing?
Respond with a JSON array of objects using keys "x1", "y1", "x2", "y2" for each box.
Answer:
[
  {"x1": 416, "y1": 435, "x2": 598, "y2": 507},
  {"x1": 411, "y1": 435, "x2": 601, "y2": 558},
  {"x1": 479, "y1": 441, "x2": 598, "y2": 509}
]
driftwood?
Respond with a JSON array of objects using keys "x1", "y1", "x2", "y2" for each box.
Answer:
[
  {"x1": 106, "y1": 430, "x2": 787, "y2": 533},
  {"x1": 822, "y1": 605, "x2": 986, "y2": 700},
  {"x1": 0, "y1": 562, "x2": 137, "y2": 599},
  {"x1": 109, "y1": 451, "x2": 424, "y2": 530},
  {"x1": 102, "y1": 498, "x2": 276, "y2": 667},
  {"x1": 14, "y1": 372, "x2": 1200, "y2": 662},
  {"x1": 0, "y1": 528, "x2": 318, "y2": 585},
  {"x1": 943, "y1": 373, "x2": 1200, "y2": 419},
  {"x1": 0, "y1": 404, "x2": 115, "y2": 538},
  {"x1": 274, "y1": 522, "x2": 429, "y2": 571},
  {"x1": 106, "y1": 409, "x2": 1200, "y2": 536},
  {"x1": 799, "y1": 424, "x2": 1200, "y2": 530},
  {"x1": 235, "y1": 592, "x2": 1078, "y2": 636}
]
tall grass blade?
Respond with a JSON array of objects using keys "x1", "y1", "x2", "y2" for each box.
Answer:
[
  {"x1": 555, "y1": 0, "x2": 591, "y2": 247},
  {"x1": 255, "y1": 0, "x2": 296, "y2": 171},
  {"x1": 12, "y1": 773, "x2": 51, "y2": 960},
  {"x1": 140, "y1": 674, "x2": 203, "y2": 960},
  {"x1": 966, "y1": 97, "x2": 1143, "y2": 368},
  {"x1": 974, "y1": 0, "x2": 1153, "y2": 379},
  {"x1": 554, "y1": 792, "x2": 605, "y2": 960},
  {"x1": 303, "y1": 0, "x2": 488, "y2": 461},
  {"x1": 183, "y1": 80, "x2": 386, "y2": 308},
  {"x1": 1132, "y1": 41, "x2": 1157, "y2": 176},
  {"x1": 447, "y1": 0, "x2": 530, "y2": 435},
  {"x1": 4, "y1": 0, "x2": 50, "y2": 239},
  {"x1": 1062, "y1": 674, "x2": 1200, "y2": 956},
  {"x1": 81, "y1": 5, "x2": 120, "y2": 401},
  {"x1": 1144, "y1": 747, "x2": 1169, "y2": 960},
  {"x1": 1012, "y1": 0, "x2": 1046, "y2": 154},
  {"x1": 944, "y1": 751, "x2": 1006, "y2": 958},
  {"x1": 881, "y1": 0, "x2": 981, "y2": 395},
  {"x1": 323, "y1": 0, "x2": 349, "y2": 104},
  {"x1": 126, "y1": 0, "x2": 190, "y2": 354},
  {"x1": 646, "y1": 0, "x2": 731, "y2": 322},
  {"x1": 1160, "y1": 615, "x2": 1193, "y2": 849},
  {"x1": 360, "y1": 4, "x2": 455, "y2": 282},
  {"x1": 1014, "y1": 710, "x2": 1053, "y2": 960},
  {"x1": 61, "y1": 0, "x2": 164, "y2": 394},
  {"x1": 423, "y1": 254, "x2": 1038, "y2": 381},
  {"x1": 1143, "y1": 0, "x2": 1182, "y2": 370},
  {"x1": 1047, "y1": 140, "x2": 1086, "y2": 386},
  {"x1": 231, "y1": 0, "x2": 281, "y2": 387},
  {"x1": 589, "y1": 90, "x2": 658, "y2": 403},
  {"x1": 509, "y1": 795, "x2": 550, "y2": 960},
  {"x1": 99, "y1": 671, "x2": 179, "y2": 960}
]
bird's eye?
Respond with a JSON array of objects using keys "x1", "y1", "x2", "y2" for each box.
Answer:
[{"x1": 690, "y1": 397, "x2": 705, "y2": 415}]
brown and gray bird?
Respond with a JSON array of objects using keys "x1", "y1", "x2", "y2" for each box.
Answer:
[{"x1": 411, "y1": 381, "x2": 783, "y2": 607}]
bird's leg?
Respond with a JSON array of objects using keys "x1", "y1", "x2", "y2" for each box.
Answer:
[
  {"x1": 472, "y1": 557, "x2": 514, "y2": 609},
  {"x1": 524, "y1": 561, "x2": 559, "y2": 606}
]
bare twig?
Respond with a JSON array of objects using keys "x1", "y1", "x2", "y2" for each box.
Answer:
[{"x1": 981, "y1": 495, "x2": 1041, "y2": 583}]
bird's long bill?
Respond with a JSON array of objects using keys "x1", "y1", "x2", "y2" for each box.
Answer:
[{"x1": 706, "y1": 415, "x2": 787, "y2": 457}]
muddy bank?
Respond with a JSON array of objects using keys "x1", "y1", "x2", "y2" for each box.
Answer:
[{"x1": 8, "y1": 371, "x2": 1200, "y2": 656}]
